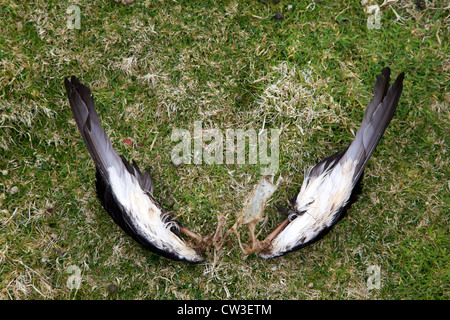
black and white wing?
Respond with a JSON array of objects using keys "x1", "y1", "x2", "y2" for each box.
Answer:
[
  {"x1": 65, "y1": 76, "x2": 203, "y2": 263},
  {"x1": 260, "y1": 68, "x2": 404, "y2": 259}
]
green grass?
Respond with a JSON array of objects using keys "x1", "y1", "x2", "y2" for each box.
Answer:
[{"x1": 0, "y1": 0, "x2": 448, "y2": 299}]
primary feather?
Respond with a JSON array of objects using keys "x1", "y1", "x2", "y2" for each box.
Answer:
[
  {"x1": 65, "y1": 76, "x2": 203, "y2": 263},
  {"x1": 260, "y1": 68, "x2": 404, "y2": 259}
]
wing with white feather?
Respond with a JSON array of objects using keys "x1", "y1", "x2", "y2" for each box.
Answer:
[
  {"x1": 260, "y1": 68, "x2": 404, "y2": 259},
  {"x1": 65, "y1": 76, "x2": 203, "y2": 263}
]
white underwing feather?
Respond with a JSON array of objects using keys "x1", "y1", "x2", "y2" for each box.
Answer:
[
  {"x1": 108, "y1": 166, "x2": 202, "y2": 261},
  {"x1": 266, "y1": 159, "x2": 356, "y2": 256}
]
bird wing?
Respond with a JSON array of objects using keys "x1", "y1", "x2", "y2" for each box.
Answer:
[
  {"x1": 260, "y1": 68, "x2": 405, "y2": 259},
  {"x1": 64, "y1": 76, "x2": 203, "y2": 263}
]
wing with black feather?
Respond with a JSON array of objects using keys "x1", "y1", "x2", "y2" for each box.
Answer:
[
  {"x1": 260, "y1": 68, "x2": 404, "y2": 259},
  {"x1": 65, "y1": 76, "x2": 203, "y2": 263}
]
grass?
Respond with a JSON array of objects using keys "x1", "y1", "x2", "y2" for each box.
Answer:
[{"x1": 0, "y1": 0, "x2": 448, "y2": 299}]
